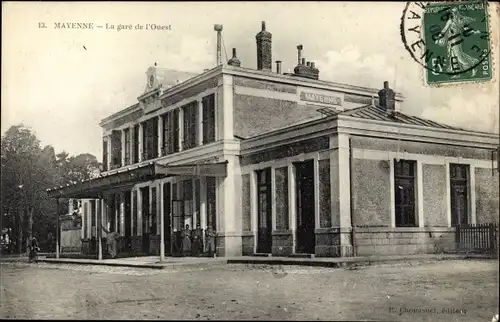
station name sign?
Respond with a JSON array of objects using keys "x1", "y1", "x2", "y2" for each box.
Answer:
[{"x1": 300, "y1": 92, "x2": 342, "y2": 106}]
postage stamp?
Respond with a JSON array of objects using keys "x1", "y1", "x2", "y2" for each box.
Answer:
[{"x1": 401, "y1": 1, "x2": 493, "y2": 86}]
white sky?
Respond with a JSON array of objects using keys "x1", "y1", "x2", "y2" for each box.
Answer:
[{"x1": 2, "y1": 2, "x2": 499, "y2": 158}]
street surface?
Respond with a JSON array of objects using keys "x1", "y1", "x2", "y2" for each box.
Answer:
[{"x1": 1, "y1": 259, "x2": 498, "y2": 321}]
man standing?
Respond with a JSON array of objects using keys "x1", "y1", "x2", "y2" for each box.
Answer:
[
  {"x1": 191, "y1": 223, "x2": 203, "y2": 257},
  {"x1": 205, "y1": 224, "x2": 216, "y2": 258},
  {"x1": 101, "y1": 224, "x2": 120, "y2": 259}
]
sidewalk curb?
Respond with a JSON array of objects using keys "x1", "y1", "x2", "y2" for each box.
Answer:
[
  {"x1": 226, "y1": 254, "x2": 495, "y2": 268},
  {"x1": 35, "y1": 258, "x2": 229, "y2": 270}
]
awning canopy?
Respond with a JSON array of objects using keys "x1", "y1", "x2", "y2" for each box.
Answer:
[{"x1": 47, "y1": 161, "x2": 228, "y2": 199}]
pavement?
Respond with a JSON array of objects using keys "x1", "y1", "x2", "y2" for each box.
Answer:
[
  {"x1": 1, "y1": 259, "x2": 498, "y2": 320},
  {"x1": 1, "y1": 252, "x2": 495, "y2": 269}
]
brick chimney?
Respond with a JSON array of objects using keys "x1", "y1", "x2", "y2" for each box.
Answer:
[
  {"x1": 276, "y1": 60, "x2": 282, "y2": 74},
  {"x1": 256, "y1": 21, "x2": 272, "y2": 71},
  {"x1": 378, "y1": 81, "x2": 395, "y2": 111},
  {"x1": 293, "y1": 45, "x2": 319, "y2": 80},
  {"x1": 228, "y1": 48, "x2": 241, "y2": 67}
]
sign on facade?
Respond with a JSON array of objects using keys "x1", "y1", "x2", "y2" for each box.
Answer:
[{"x1": 300, "y1": 91, "x2": 343, "y2": 106}]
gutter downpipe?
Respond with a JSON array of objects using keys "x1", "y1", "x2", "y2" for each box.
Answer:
[{"x1": 349, "y1": 137, "x2": 356, "y2": 257}]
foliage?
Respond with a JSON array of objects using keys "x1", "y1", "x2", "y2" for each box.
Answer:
[{"x1": 1, "y1": 124, "x2": 101, "y2": 252}]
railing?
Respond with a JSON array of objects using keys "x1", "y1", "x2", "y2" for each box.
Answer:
[{"x1": 455, "y1": 223, "x2": 498, "y2": 254}]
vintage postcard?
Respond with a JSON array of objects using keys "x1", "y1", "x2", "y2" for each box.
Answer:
[{"x1": 1, "y1": 1, "x2": 499, "y2": 321}]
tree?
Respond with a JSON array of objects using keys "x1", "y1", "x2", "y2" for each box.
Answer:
[
  {"x1": 1, "y1": 124, "x2": 102, "y2": 253},
  {"x1": 1, "y1": 125, "x2": 44, "y2": 252}
]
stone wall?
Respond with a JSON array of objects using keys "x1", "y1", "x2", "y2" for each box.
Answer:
[
  {"x1": 475, "y1": 167, "x2": 499, "y2": 224},
  {"x1": 271, "y1": 231, "x2": 293, "y2": 256},
  {"x1": 275, "y1": 167, "x2": 289, "y2": 230},
  {"x1": 352, "y1": 159, "x2": 391, "y2": 227},
  {"x1": 315, "y1": 229, "x2": 341, "y2": 257},
  {"x1": 423, "y1": 164, "x2": 448, "y2": 227},
  {"x1": 242, "y1": 234, "x2": 254, "y2": 256},
  {"x1": 354, "y1": 228, "x2": 456, "y2": 256}
]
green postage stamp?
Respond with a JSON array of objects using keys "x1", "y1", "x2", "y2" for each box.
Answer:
[{"x1": 401, "y1": 1, "x2": 493, "y2": 86}]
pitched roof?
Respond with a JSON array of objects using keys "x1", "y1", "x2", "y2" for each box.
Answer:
[
  {"x1": 340, "y1": 104, "x2": 466, "y2": 131},
  {"x1": 155, "y1": 68, "x2": 199, "y2": 89}
]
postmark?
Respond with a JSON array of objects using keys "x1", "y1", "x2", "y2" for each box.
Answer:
[{"x1": 401, "y1": 1, "x2": 493, "y2": 85}]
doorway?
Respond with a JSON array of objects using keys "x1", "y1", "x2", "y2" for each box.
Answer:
[
  {"x1": 450, "y1": 164, "x2": 469, "y2": 226},
  {"x1": 295, "y1": 160, "x2": 315, "y2": 254},
  {"x1": 257, "y1": 168, "x2": 272, "y2": 254},
  {"x1": 141, "y1": 187, "x2": 150, "y2": 254},
  {"x1": 124, "y1": 191, "x2": 132, "y2": 251}
]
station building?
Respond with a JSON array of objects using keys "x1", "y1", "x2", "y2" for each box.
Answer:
[{"x1": 47, "y1": 21, "x2": 499, "y2": 259}]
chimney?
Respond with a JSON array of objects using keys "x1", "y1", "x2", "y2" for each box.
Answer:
[
  {"x1": 311, "y1": 62, "x2": 315, "y2": 68},
  {"x1": 256, "y1": 21, "x2": 272, "y2": 71},
  {"x1": 378, "y1": 81, "x2": 396, "y2": 111},
  {"x1": 301, "y1": 58, "x2": 306, "y2": 65},
  {"x1": 297, "y1": 45, "x2": 303, "y2": 65},
  {"x1": 306, "y1": 62, "x2": 311, "y2": 67},
  {"x1": 228, "y1": 48, "x2": 241, "y2": 67},
  {"x1": 276, "y1": 60, "x2": 282, "y2": 74}
]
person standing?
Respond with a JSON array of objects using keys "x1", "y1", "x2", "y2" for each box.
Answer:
[
  {"x1": 181, "y1": 224, "x2": 192, "y2": 256},
  {"x1": 101, "y1": 224, "x2": 120, "y2": 259},
  {"x1": 29, "y1": 237, "x2": 39, "y2": 263},
  {"x1": 191, "y1": 223, "x2": 203, "y2": 257},
  {"x1": 205, "y1": 224, "x2": 216, "y2": 258}
]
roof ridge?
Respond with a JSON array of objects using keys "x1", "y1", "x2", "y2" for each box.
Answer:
[
  {"x1": 342, "y1": 104, "x2": 470, "y2": 132},
  {"x1": 340, "y1": 104, "x2": 373, "y2": 116}
]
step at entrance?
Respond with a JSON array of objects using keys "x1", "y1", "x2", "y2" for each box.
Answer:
[
  {"x1": 253, "y1": 253, "x2": 272, "y2": 257},
  {"x1": 289, "y1": 253, "x2": 315, "y2": 259}
]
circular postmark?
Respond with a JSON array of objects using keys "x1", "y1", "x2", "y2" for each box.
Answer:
[{"x1": 400, "y1": 1, "x2": 492, "y2": 84}]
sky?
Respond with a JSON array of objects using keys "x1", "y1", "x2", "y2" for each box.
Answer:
[{"x1": 2, "y1": 1, "x2": 499, "y2": 158}]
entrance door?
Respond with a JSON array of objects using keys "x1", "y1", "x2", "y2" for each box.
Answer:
[
  {"x1": 124, "y1": 191, "x2": 132, "y2": 251},
  {"x1": 257, "y1": 168, "x2": 272, "y2": 253},
  {"x1": 171, "y1": 199, "x2": 185, "y2": 256},
  {"x1": 450, "y1": 164, "x2": 469, "y2": 226},
  {"x1": 163, "y1": 183, "x2": 172, "y2": 256},
  {"x1": 295, "y1": 160, "x2": 315, "y2": 254},
  {"x1": 141, "y1": 187, "x2": 150, "y2": 254}
]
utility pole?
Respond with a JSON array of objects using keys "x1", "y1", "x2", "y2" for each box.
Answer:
[
  {"x1": 214, "y1": 24, "x2": 223, "y2": 66},
  {"x1": 56, "y1": 198, "x2": 60, "y2": 258}
]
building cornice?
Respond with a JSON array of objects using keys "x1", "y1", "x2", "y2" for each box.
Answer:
[
  {"x1": 222, "y1": 65, "x2": 405, "y2": 101},
  {"x1": 338, "y1": 116, "x2": 499, "y2": 149},
  {"x1": 98, "y1": 64, "x2": 407, "y2": 129},
  {"x1": 99, "y1": 103, "x2": 141, "y2": 127},
  {"x1": 239, "y1": 114, "x2": 498, "y2": 156}
]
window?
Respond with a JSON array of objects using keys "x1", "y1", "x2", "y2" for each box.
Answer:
[
  {"x1": 111, "y1": 130, "x2": 122, "y2": 168},
  {"x1": 164, "y1": 110, "x2": 179, "y2": 155},
  {"x1": 102, "y1": 140, "x2": 108, "y2": 171},
  {"x1": 133, "y1": 124, "x2": 139, "y2": 163},
  {"x1": 182, "y1": 101, "x2": 198, "y2": 150},
  {"x1": 142, "y1": 118, "x2": 159, "y2": 160},
  {"x1": 450, "y1": 164, "x2": 469, "y2": 226},
  {"x1": 124, "y1": 129, "x2": 131, "y2": 165},
  {"x1": 394, "y1": 159, "x2": 417, "y2": 227},
  {"x1": 202, "y1": 94, "x2": 216, "y2": 144}
]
